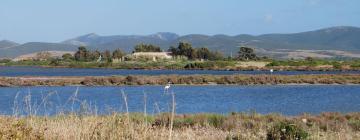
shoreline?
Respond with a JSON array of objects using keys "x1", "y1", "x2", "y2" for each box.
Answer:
[
  {"x1": 3, "y1": 63, "x2": 360, "y2": 71},
  {"x1": 1, "y1": 74, "x2": 360, "y2": 87}
]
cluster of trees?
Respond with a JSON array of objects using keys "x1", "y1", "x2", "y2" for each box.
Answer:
[
  {"x1": 69, "y1": 46, "x2": 126, "y2": 62},
  {"x1": 65, "y1": 42, "x2": 258, "y2": 62},
  {"x1": 133, "y1": 43, "x2": 161, "y2": 52},
  {"x1": 169, "y1": 42, "x2": 224, "y2": 60},
  {"x1": 237, "y1": 47, "x2": 257, "y2": 60},
  {"x1": 169, "y1": 42, "x2": 259, "y2": 61}
]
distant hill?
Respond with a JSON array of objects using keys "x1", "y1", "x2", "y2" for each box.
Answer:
[
  {"x1": 63, "y1": 26, "x2": 360, "y2": 55},
  {"x1": 63, "y1": 32, "x2": 179, "y2": 52},
  {"x1": 0, "y1": 40, "x2": 19, "y2": 49},
  {"x1": 0, "y1": 42, "x2": 78, "y2": 58},
  {"x1": 13, "y1": 51, "x2": 75, "y2": 61},
  {"x1": 1, "y1": 26, "x2": 360, "y2": 59}
]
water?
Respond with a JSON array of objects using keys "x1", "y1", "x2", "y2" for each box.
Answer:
[
  {"x1": 1, "y1": 85, "x2": 359, "y2": 116},
  {"x1": 0, "y1": 66, "x2": 359, "y2": 76}
]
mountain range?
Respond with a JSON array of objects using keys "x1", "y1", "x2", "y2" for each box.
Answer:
[{"x1": 1, "y1": 26, "x2": 360, "y2": 59}]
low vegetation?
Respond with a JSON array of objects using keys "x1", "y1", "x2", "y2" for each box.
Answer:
[
  {"x1": 0, "y1": 112, "x2": 359, "y2": 139},
  {"x1": 1, "y1": 74, "x2": 360, "y2": 86}
]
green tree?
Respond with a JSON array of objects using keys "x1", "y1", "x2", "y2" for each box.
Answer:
[
  {"x1": 134, "y1": 43, "x2": 161, "y2": 52},
  {"x1": 62, "y1": 53, "x2": 73, "y2": 61},
  {"x1": 238, "y1": 47, "x2": 257, "y2": 60},
  {"x1": 102, "y1": 50, "x2": 112, "y2": 62},
  {"x1": 74, "y1": 46, "x2": 89, "y2": 61},
  {"x1": 178, "y1": 42, "x2": 197, "y2": 59},
  {"x1": 168, "y1": 46, "x2": 179, "y2": 56},
  {"x1": 209, "y1": 51, "x2": 224, "y2": 60},
  {"x1": 90, "y1": 50, "x2": 101, "y2": 61},
  {"x1": 196, "y1": 47, "x2": 211, "y2": 60},
  {"x1": 112, "y1": 49, "x2": 126, "y2": 59}
]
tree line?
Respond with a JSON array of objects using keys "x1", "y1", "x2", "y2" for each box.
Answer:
[
  {"x1": 66, "y1": 42, "x2": 258, "y2": 62},
  {"x1": 69, "y1": 46, "x2": 126, "y2": 62}
]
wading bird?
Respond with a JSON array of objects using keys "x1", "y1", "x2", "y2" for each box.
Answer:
[{"x1": 164, "y1": 82, "x2": 171, "y2": 93}]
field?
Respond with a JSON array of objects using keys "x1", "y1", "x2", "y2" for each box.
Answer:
[{"x1": 1, "y1": 112, "x2": 359, "y2": 140}]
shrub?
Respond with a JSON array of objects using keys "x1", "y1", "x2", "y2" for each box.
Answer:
[
  {"x1": 49, "y1": 59, "x2": 61, "y2": 66},
  {"x1": 267, "y1": 121, "x2": 309, "y2": 140},
  {"x1": 0, "y1": 59, "x2": 11, "y2": 63},
  {"x1": 184, "y1": 61, "x2": 234, "y2": 69},
  {"x1": 332, "y1": 62, "x2": 342, "y2": 69},
  {"x1": 349, "y1": 120, "x2": 360, "y2": 131},
  {"x1": 207, "y1": 114, "x2": 225, "y2": 128}
]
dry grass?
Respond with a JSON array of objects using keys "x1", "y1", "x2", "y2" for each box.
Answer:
[{"x1": 0, "y1": 112, "x2": 359, "y2": 140}]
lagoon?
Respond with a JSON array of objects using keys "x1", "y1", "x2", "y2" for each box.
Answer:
[{"x1": 1, "y1": 85, "x2": 359, "y2": 116}]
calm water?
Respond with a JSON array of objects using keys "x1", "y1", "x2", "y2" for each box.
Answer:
[
  {"x1": 0, "y1": 66, "x2": 360, "y2": 76},
  {"x1": 0, "y1": 85, "x2": 359, "y2": 116}
]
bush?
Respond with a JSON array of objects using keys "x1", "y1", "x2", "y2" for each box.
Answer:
[
  {"x1": 185, "y1": 62, "x2": 215, "y2": 69},
  {"x1": 184, "y1": 61, "x2": 235, "y2": 69},
  {"x1": 207, "y1": 114, "x2": 225, "y2": 128},
  {"x1": 49, "y1": 59, "x2": 61, "y2": 66},
  {"x1": 267, "y1": 121, "x2": 309, "y2": 140},
  {"x1": 349, "y1": 120, "x2": 360, "y2": 131},
  {"x1": 0, "y1": 59, "x2": 11, "y2": 63},
  {"x1": 332, "y1": 62, "x2": 342, "y2": 69}
]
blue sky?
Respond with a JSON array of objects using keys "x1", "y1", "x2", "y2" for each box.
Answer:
[{"x1": 0, "y1": 0, "x2": 359, "y2": 43}]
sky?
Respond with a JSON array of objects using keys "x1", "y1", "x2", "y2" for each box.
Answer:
[{"x1": 0, "y1": 0, "x2": 359, "y2": 43}]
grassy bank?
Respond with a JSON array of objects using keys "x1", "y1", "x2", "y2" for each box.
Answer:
[
  {"x1": 1, "y1": 74, "x2": 360, "y2": 86},
  {"x1": 1, "y1": 112, "x2": 359, "y2": 139},
  {"x1": 5, "y1": 58, "x2": 360, "y2": 71}
]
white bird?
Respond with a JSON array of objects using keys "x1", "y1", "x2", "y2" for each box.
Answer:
[
  {"x1": 97, "y1": 55, "x2": 102, "y2": 62},
  {"x1": 164, "y1": 82, "x2": 171, "y2": 93},
  {"x1": 270, "y1": 69, "x2": 274, "y2": 75}
]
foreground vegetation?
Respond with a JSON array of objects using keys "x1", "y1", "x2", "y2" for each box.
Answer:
[
  {"x1": 1, "y1": 112, "x2": 359, "y2": 139},
  {"x1": 1, "y1": 74, "x2": 360, "y2": 86}
]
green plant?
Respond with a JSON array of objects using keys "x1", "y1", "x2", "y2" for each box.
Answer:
[
  {"x1": 349, "y1": 120, "x2": 360, "y2": 131},
  {"x1": 207, "y1": 114, "x2": 225, "y2": 128},
  {"x1": 267, "y1": 121, "x2": 309, "y2": 140}
]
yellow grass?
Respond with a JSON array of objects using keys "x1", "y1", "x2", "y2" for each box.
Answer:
[{"x1": 0, "y1": 112, "x2": 359, "y2": 140}]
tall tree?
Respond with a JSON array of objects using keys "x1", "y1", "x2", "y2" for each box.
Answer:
[
  {"x1": 90, "y1": 50, "x2": 101, "y2": 61},
  {"x1": 238, "y1": 47, "x2": 257, "y2": 60},
  {"x1": 134, "y1": 43, "x2": 161, "y2": 52},
  {"x1": 74, "y1": 46, "x2": 89, "y2": 61},
  {"x1": 196, "y1": 47, "x2": 211, "y2": 60},
  {"x1": 102, "y1": 50, "x2": 112, "y2": 62},
  {"x1": 178, "y1": 42, "x2": 196, "y2": 59},
  {"x1": 209, "y1": 51, "x2": 224, "y2": 60},
  {"x1": 168, "y1": 46, "x2": 179, "y2": 56},
  {"x1": 112, "y1": 49, "x2": 126, "y2": 59}
]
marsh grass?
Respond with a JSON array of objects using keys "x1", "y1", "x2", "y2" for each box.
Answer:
[
  {"x1": 1, "y1": 89, "x2": 360, "y2": 140},
  {"x1": 3, "y1": 74, "x2": 360, "y2": 87}
]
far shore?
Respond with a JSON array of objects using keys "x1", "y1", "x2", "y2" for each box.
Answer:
[
  {"x1": 4, "y1": 59, "x2": 360, "y2": 71},
  {"x1": 1, "y1": 74, "x2": 360, "y2": 87}
]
